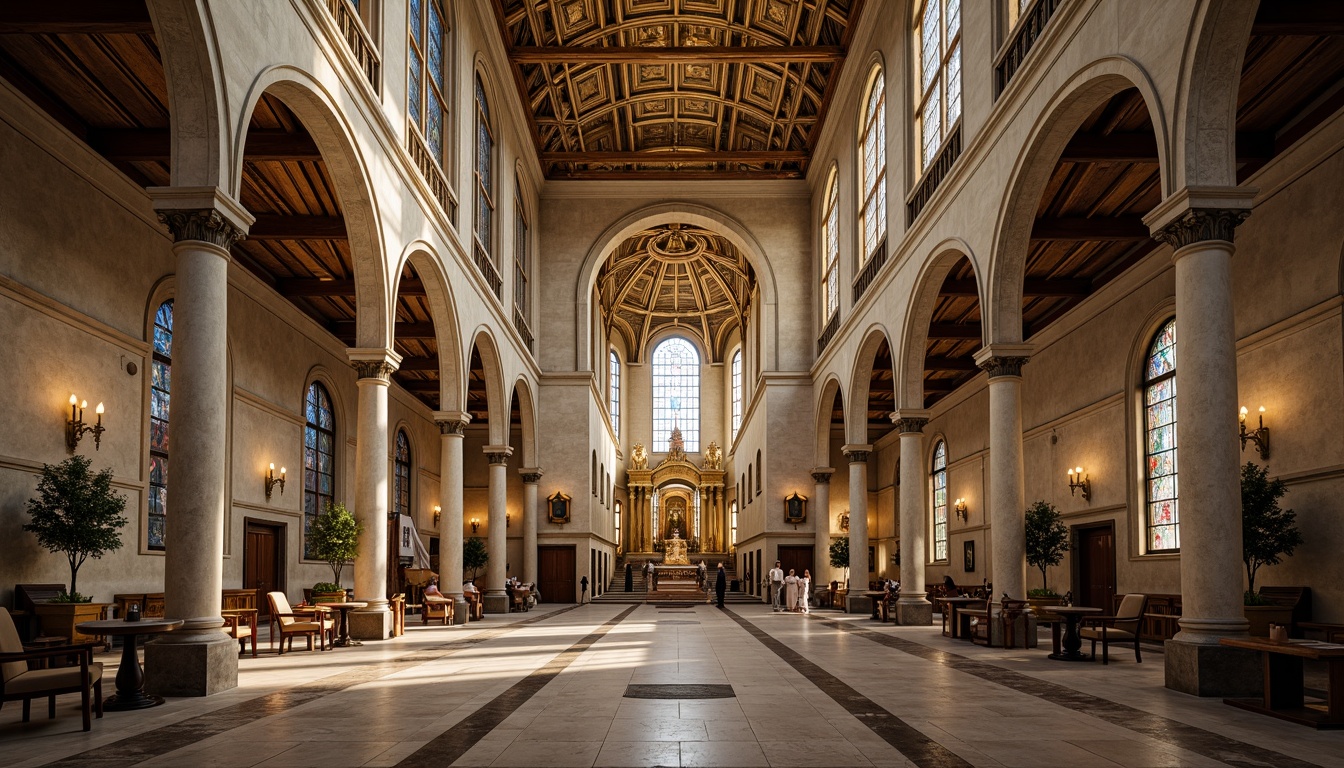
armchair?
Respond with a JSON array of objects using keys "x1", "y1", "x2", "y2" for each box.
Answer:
[
  {"x1": 222, "y1": 609, "x2": 258, "y2": 657},
  {"x1": 1, "y1": 608, "x2": 103, "y2": 731},
  {"x1": 266, "y1": 592, "x2": 332, "y2": 654},
  {"x1": 1080, "y1": 593, "x2": 1148, "y2": 664}
]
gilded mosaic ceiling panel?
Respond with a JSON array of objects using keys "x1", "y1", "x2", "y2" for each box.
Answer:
[{"x1": 494, "y1": 0, "x2": 861, "y2": 178}]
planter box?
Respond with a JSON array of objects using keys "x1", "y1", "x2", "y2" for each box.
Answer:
[
  {"x1": 1244, "y1": 605, "x2": 1293, "y2": 637},
  {"x1": 312, "y1": 591, "x2": 347, "y2": 605},
  {"x1": 34, "y1": 602, "x2": 111, "y2": 644}
]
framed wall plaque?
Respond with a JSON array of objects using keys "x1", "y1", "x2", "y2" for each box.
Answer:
[
  {"x1": 547, "y1": 491, "x2": 571, "y2": 524},
  {"x1": 963, "y1": 540, "x2": 975, "y2": 572},
  {"x1": 784, "y1": 491, "x2": 807, "y2": 524}
]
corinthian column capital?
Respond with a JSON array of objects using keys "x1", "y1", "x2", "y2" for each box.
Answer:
[
  {"x1": 973, "y1": 343, "x2": 1033, "y2": 379},
  {"x1": 434, "y1": 410, "x2": 471, "y2": 436},
  {"x1": 1143, "y1": 186, "x2": 1257, "y2": 250},
  {"x1": 348, "y1": 348, "x2": 402, "y2": 381},
  {"x1": 149, "y1": 186, "x2": 254, "y2": 251}
]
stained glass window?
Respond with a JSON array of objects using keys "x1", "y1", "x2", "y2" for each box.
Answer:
[
  {"x1": 915, "y1": 0, "x2": 963, "y2": 173},
  {"x1": 609, "y1": 350, "x2": 621, "y2": 438},
  {"x1": 1144, "y1": 319, "x2": 1179, "y2": 553},
  {"x1": 475, "y1": 75, "x2": 495, "y2": 260},
  {"x1": 652, "y1": 337, "x2": 699, "y2": 452},
  {"x1": 407, "y1": 0, "x2": 449, "y2": 166},
  {"x1": 304, "y1": 382, "x2": 336, "y2": 558},
  {"x1": 822, "y1": 168, "x2": 840, "y2": 321},
  {"x1": 730, "y1": 501, "x2": 738, "y2": 547},
  {"x1": 515, "y1": 191, "x2": 530, "y2": 326},
  {"x1": 731, "y1": 350, "x2": 742, "y2": 440},
  {"x1": 148, "y1": 300, "x2": 172, "y2": 550},
  {"x1": 931, "y1": 440, "x2": 948, "y2": 561},
  {"x1": 859, "y1": 70, "x2": 886, "y2": 263},
  {"x1": 394, "y1": 429, "x2": 412, "y2": 519}
]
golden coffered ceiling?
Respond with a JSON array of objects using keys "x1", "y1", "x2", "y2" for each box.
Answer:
[
  {"x1": 492, "y1": 0, "x2": 864, "y2": 179},
  {"x1": 599, "y1": 224, "x2": 755, "y2": 361}
]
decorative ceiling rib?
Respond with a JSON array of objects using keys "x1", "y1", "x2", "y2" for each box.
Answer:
[{"x1": 493, "y1": 0, "x2": 862, "y2": 179}]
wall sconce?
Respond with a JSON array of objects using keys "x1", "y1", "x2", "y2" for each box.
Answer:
[
  {"x1": 433, "y1": 505, "x2": 442, "y2": 526},
  {"x1": 470, "y1": 517, "x2": 480, "y2": 533},
  {"x1": 1239, "y1": 406, "x2": 1270, "y2": 459},
  {"x1": 1067, "y1": 467, "x2": 1091, "y2": 501},
  {"x1": 506, "y1": 513, "x2": 511, "y2": 528},
  {"x1": 264, "y1": 463, "x2": 286, "y2": 500},
  {"x1": 65, "y1": 394, "x2": 105, "y2": 452},
  {"x1": 954, "y1": 498, "x2": 968, "y2": 521}
]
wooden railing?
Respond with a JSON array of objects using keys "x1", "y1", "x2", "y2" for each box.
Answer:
[
  {"x1": 907, "y1": 122, "x2": 962, "y2": 225},
  {"x1": 817, "y1": 313, "x2": 840, "y2": 356},
  {"x1": 407, "y1": 129, "x2": 458, "y2": 223},
  {"x1": 474, "y1": 242, "x2": 502, "y2": 299},
  {"x1": 324, "y1": 0, "x2": 381, "y2": 91},
  {"x1": 513, "y1": 307, "x2": 534, "y2": 355},
  {"x1": 994, "y1": 0, "x2": 1063, "y2": 98},
  {"x1": 852, "y1": 237, "x2": 888, "y2": 304}
]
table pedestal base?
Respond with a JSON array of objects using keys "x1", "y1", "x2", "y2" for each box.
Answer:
[{"x1": 103, "y1": 691, "x2": 165, "y2": 711}]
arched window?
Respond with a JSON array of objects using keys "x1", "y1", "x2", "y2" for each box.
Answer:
[
  {"x1": 304, "y1": 382, "x2": 336, "y2": 557},
  {"x1": 148, "y1": 300, "x2": 173, "y2": 550},
  {"x1": 931, "y1": 439, "x2": 948, "y2": 561},
  {"x1": 1144, "y1": 319, "x2": 1179, "y2": 552},
  {"x1": 755, "y1": 450, "x2": 762, "y2": 496},
  {"x1": 407, "y1": 0, "x2": 449, "y2": 166},
  {"x1": 600, "y1": 464, "x2": 605, "y2": 503},
  {"x1": 821, "y1": 167, "x2": 840, "y2": 321},
  {"x1": 730, "y1": 500, "x2": 738, "y2": 547},
  {"x1": 747, "y1": 466, "x2": 753, "y2": 504},
  {"x1": 609, "y1": 349, "x2": 621, "y2": 438},
  {"x1": 615, "y1": 500, "x2": 622, "y2": 551},
  {"x1": 651, "y1": 337, "x2": 700, "y2": 451},
  {"x1": 858, "y1": 70, "x2": 886, "y2": 262},
  {"x1": 591, "y1": 451, "x2": 597, "y2": 496},
  {"x1": 730, "y1": 349, "x2": 742, "y2": 440},
  {"x1": 474, "y1": 74, "x2": 496, "y2": 262},
  {"x1": 915, "y1": 0, "x2": 962, "y2": 173},
  {"x1": 515, "y1": 187, "x2": 531, "y2": 328},
  {"x1": 394, "y1": 429, "x2": 412, "y2": 519}
]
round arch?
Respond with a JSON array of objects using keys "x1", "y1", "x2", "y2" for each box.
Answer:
[
  {"x1": 898, "y1": 239, "x2": 982, "y2": 409},
  {"x1": 988, "y1": 57, "x2": 1170, "y2": 345},
  {"x1": 508, "y1": 377, "x2": 539, "y2": 468},
  {"x1": 149, "y1": 0, "x2": 229, "y2": 187},
  {"x1": 814, "y1": 376, "x2": 845, "y2": 467},
  {"x1": 394, "y1": 241, "x2": 465, "y2": 413},
  {"x1": 468, "y1": 328, "x2": 508, "y2": 445},
  {"x1": 845, "y1": 324, "x2": 895, "y2": 446},
  {"x1": 1174, "y1": 0, "x2": 1259, "y2": 189}
]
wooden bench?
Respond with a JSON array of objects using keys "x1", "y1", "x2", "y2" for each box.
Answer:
[
  {"x1": 1259, "y1": 586, "x2": 1312, "y2": 634},
  {"x1": 1299, "y1": 622, "x2": 1344, "y2": 644},
  {"x1": 1220, "y1": 636, "x2": 1344, "y2": 729}
]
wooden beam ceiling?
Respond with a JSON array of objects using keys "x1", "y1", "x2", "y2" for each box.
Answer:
[
  {"x1": 939, "y1": 278, "x2": 1092, "y2": 297},
  {"x1": 0, "y1": 2, "x2": 153, "y2": 35},
  {"x1": 1252, "y1": 1, "x2": 1344, "y2": 36},
  {"x1": 927, "y1": 323, "x2": 983, "y2": 340},
  {"x1": 89, "y1": 129, "x2": 323, "y2": 163},
  {"x1": 250, "y1": 215, "x2": 348, "y2": 241},
  {"x1": 277, "y1": 278, "x2": 427, "y2": 297},
  {"x1": 509, "y1": 45, "x2": 845, "y2": 63},
  {"x1": 540, "y1": 149, "x2": 811, "y2": 164},
  {"x1": 331, "y1": 321, "x2": 436, "y2": 339},
  {"x1": 1060, "y1": 131, "x2": 1273, "y2": 163},
  {"x1": 1029, "y1": 216, "x2": 1149, "y2": 241}
]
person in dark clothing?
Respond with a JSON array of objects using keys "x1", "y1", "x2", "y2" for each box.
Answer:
[
  {"x1": 580, "y1": 575, "x2": 589, "y2": 604},
  {"x1": 943, "y1": 574, "x2": 958, "y2": 596},
  {"x1": 624, "y1": 562, "x2": 633, "y2": 592},
  {"x1": 715, "y1": 563, "x2": 727, "y2": 608}
]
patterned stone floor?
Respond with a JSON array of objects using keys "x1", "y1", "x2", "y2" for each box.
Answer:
[{"x1": 1, "y1": 603, "x2": 1341, "y2": 767}]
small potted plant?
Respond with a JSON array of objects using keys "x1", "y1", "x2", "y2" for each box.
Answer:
[
  {"x1": 1025, "y1": 500, "x2": 1069, "y2": 621},
  {"x1": 1241, "y1": 462, "x2": 1303, "y2": 636},
  {"x1": 308, "y1": 502, "x2": 360, "y2": 604},
  {"x1": 24, "y1": 456, "x2": 125, "y2": 643}
]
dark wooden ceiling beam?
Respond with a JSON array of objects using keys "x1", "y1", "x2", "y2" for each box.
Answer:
[
  {"x1": 940, "y1": 278, "x2": 1092, "y2": 297},
  {"x1": 1060, "y1": 131, "x2": 1274, "y2": 163},
  {"x1": 924, "y1": 356, "x2": 980, "y2": 371},
  {"x1": 332, "y1": 321, "x2": 437, "y2": 339},
  {"x1": 0, "y1": 2, "x2": 153, "y2": 34},
  {"x1": 395, "y1": 356, "x2": 440, "y2": 372},
  {"x1": 89, "y1": 129, "x2": 322, "y2": 162},
  {"x1": 928, "y1": 323, "x2": 983, "y2": 340},
  {"x1": 511, "y1": 46, "x2": 845, "y2": 63},
  {"x1": 278, "y1": 278, "x2": 427, "y2": 297},
  {"x1": 551, "y1": 169, "x2": 802, "y2": 180},
  {"x1": 251, "y1": 215, "x2": 348, "y2": 241},
  {"x1": 542, "y1": 149, "x2": 810, "y2": 163},
  {"x1": 1252, "y1": 1, "x2": 1344, "y2": 35},
  {"x1": 1030, "y1": 216, "x2": 1150, "y2": 241}
]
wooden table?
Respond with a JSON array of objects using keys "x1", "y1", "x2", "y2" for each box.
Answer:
[
  {"x1": 1048, "y1": 606, "x2": 1102, "y2": 661},
  {"x1": 319, "y1": 602, "x2": 368, "y2": 647},
  {"x1": 938, "y1": 597, "x2": 985, "y2": 639},
  {"x1": 864, "y1": 591, "x2": 886, "y2": 620},
  {"x1": 74, "y1": 618, "x2": 182, "y2": 710},
  {"x1": 1220, "y1": 637, "x2": 1344, "y2": 729}
]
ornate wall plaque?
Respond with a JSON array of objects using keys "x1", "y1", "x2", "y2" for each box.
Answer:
[
  {"x1": 547, "y1": 491, "x2": 571, "y2": 524},
  {"x1": 784, "y1": 491, "x2": 807, "y2": 524}
]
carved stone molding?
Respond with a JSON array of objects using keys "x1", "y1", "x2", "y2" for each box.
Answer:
[
  {"x1": 892, "y1": 417, "x2": 928, "y2": 434},
  {"x1": 979, "y1": 356, "x2": 1029, "y2": 378},
  {"x1": 520, "y1": 472, "x2": 543, "y2": 484},
  {"x1": 437, "y1": 420, "x2": 467, "y2": 436},
  {"x1": 811, "y1": 471, "x2": 833, "y2": 484},
  {"x1": 352, "y1": 360, "x2": 396, "y2": 381},
  {"x1": 157, "y1": 208, "x2": 247, "y2": 250},
  {"x1": 1153, "y1": 208, "x2": 1250, "y2": 250},
  {"x1": 485, "y1": 450, "x2": 513, "y2": 465},
  {"x1": 842, "y1": 449, "x2": 870, "y2": 463}
]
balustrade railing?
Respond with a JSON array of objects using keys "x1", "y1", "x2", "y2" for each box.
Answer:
[
  {"x1": 994, "y1": 0, "x2": 1063, "y2": 98},
  {"x1": 852, "y1": 238, "x2": 888, "y2": 305},
  {"x1": 907, "y1": 123, "x2": 962, "y2": 225},
  {"x1": 513, "y1": 308, "x2": 535, "y2": 355},
  {"x1": 407, "y1": 130, "x2": 459, "y2": 223},
  {"x1": 817, "y1": 313, "x2": 840, "y2": 356},
  {"x1": 324, "y1": 0, "x2": 381, "y2": 91},
  {"x1": 474, "y1": 242, "x2": 502, "y2": 300}
]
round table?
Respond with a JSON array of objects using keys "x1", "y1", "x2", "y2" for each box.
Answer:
[
  {"x1": 319, "y1": 602, "x2": 368, "y2": 647},
  {"x1": 74, "y1": 618, "x2": 182, "y2": 710},
  {"x1": 1047, "y1": 606, "x2": 1103, "y2": 661}
]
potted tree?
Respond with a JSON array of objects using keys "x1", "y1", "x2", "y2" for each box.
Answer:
[
  {"x1": 308, "y1": 502, "x2": 361, "y2": 604},
  {"x1": 829, "y1": 537, "x2": 850, "y2": 603},
  {"x1": 463, "y1": 537, "x2": 489, "y2": 582},
  {"x1": 1241, "y1": 462, "x2": 1303, "y2": 636},
  {"x1": 1025, "y1": 500, "x2": 1069, "y2": 621},
  {"x1": 24, "y1": 456, "x2": 125, "y2": 643}
]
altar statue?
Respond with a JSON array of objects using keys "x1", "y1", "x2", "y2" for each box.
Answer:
[
  {"x1": 703, "y1": 441, "x2": 722, "y2": 470},
  {"x1": 631, "y1": 443, "x2": 648, "y2": 469},
  {"x1": 664, "y1": 530, "x2": 690, "y2": 565}
]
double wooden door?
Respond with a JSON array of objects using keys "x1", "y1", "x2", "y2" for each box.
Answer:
[
  {"x1": 777, "y1": 545, "x2": 815, "y2": 583},
  {"x1": 539, "y1": 546, "x2": 576, "y2": 603},
  {"x1": 243, "y1": 520, "x2": 285, "y2": 617}
]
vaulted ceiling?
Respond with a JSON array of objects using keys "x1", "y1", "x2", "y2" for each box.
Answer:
[{"x1": 491, "y1": 0, "x2": 863, "y2": 179}]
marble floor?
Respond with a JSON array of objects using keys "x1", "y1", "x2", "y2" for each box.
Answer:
[{"x1": 1, "y1": 603, "x2": 1341, "y2": 768}]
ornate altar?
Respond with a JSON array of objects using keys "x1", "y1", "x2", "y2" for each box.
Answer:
[
  {"x1": 625, "y1": 426, "x2": 726, "y2": 554},
  {"x1": 664, "y1": 532, "x2": 690, "y2": 565}
]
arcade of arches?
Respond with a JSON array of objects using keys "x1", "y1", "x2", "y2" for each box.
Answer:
[{"x1": 3, "y1": 1, "x2": 1344, "y2": 764}]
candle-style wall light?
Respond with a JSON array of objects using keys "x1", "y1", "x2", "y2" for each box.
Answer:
[
  {"x1": 265, "y1": 463, "x2": 286, "y2": 500},
  {"x1": 1067, "y1": 466, "x2": 1091, "y2": 501},
  {"x1": 1239, "y1": 406, "x2": 1270, "y2": 459},
  {"x1": 470, "y1": 517, "x2": 480, "y2": 533},
  {"x1": 65, "y1": 394, "x2": 105, "y2": 452},
  {"x1": 433, "y1": 505, "x2": 442, "y2": 526},
  {"x1": 954, "y1": 498, "x2": 968, "y2": 521}
]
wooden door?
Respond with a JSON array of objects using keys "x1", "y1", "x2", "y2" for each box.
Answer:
[
  {"x1": 1074, "y1": 523, "x2": 1116, "y2": 609},
  {"x1": 539, "y1": 546, "x2": 576, "y2": 603},
  {"x1": 243, "y1": 520, "x2": 285, "y2": 617},
  {"x1": 778, "y1": 545, "x2": 815, "y2": 584}
]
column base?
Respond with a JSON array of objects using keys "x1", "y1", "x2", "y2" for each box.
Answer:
[
  {"x1": 845, "y1": 595, "x2": 870, "y2": 614},
  {"x1": 144, "y1": 631, "x2": 237, "y2": 697},
  {"x1": 1164, "y1": 636, "x2": 1262, "y2": 697},
  {"x1": 349, "y1": 608, "x2": 390, "y2": 641},
  {"x1": 895, "y1": 599, "x2": 933, "y2": 626},
  {"x1": 484, "y1": 592, "x2": 509, "y2": 614},
  {"x1": 452, "y1": 596, "x2": 470, "y2": 624}
]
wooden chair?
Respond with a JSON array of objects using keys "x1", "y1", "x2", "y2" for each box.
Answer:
[
  {"x1": 422, "y1": 595, "x2": 452, "y2": 626},
  {"x1": 999, "y1": 599, "x2": 1029, "y2": 649},
  {"x1": 966, "y1": 596, "x2": 993, "y2": 646},
  {"x1": 1081, "y1": 593, "x2": 1148, "y2": 664},
  {"x1": 464, "y1": 591, "x2": 484, "y2": 621},
  {"x1": 266, "y1": 592, "x2": 330, "y2": 654},
  {"x1": 222, "y1": 609, "x2": 257, "y2": 657},
  {"x1": 390, "y1": 594, "x2": 407, "y2": 636},
  {"x1": 0, "y1": 608, "x2": 103, "y2": 731}
]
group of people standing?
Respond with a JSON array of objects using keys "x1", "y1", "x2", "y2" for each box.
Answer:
[{"x1": 767, "y1": 560, "x2": 811, "y2": 613}]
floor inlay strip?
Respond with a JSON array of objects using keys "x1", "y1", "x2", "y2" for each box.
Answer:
[
  {"x1": 624, "y1": 683, "x2": 735, "y2": 699},
  {"x1": 812, "y1": 616, "x2": 1324, "y2": 768},
  {"x1": 396, "y1": 605, "x2": 638, "y2": 768},
  {"x1": 722, "y1": 607, "x2": 972, "y2": 768},
  {"x1": 37, "y1": 605, "x2": 583, "y2": 768}
]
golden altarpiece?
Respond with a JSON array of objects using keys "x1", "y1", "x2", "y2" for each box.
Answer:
[{"x1": 625, "y1": 428, "x2": 727, "y2": 554}]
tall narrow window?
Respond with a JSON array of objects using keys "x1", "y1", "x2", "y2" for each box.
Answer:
[
  {"x1": 931, "y1": 440, "x2": 948, "y2": 561},
  {"x1": 730, "y1": 350, "x2": 742, "y2": 440},
  {"x1": 858, "y1": 69, "x2": 887, "y2": 262},
  {"x1": 148, "y1": 300, "x2": 173, "y2": 550},
  {"x1": 1006, "y1": 0, "x2": 1032, "y2": 30},
  {"x1": 755, "y1": 450, "x2": 762, "y2": 496},
  {"x1": 730, "y1": 501, "x2": 738, "y2": 547},
  {"x1": 614, "y1": 500, "x2": 622, "y2": 551},
  {"x1": 821, "y1": 168, "x2": 840, "y2": 320},
  {"x1": 1144, "y1": 319, "x2": 1179, "y2": 553},
  {"x1": 915, "y1": 0, "x2": 962, "y2": 173},
  {"x1": 651, "y1": 337, "x2": 700, "y2": 452},
  {"x1": 515, "y1": 189, "x2": 531, "y2": 324},
  {"x1": 304, "y1": 382, "x2": 336, "y2": 558},
  {"x1": 747, "y1": 466, "x2": 753, "y2": 504},
  {"x1": 394, "y1": 429, "x2": 412, "y2": 519},
  {"x1": 474, "y1": 75, "x2": 495, "y2": 260},
  {"x1": 407, "y1": 0, "x2": 448, "y2": 166},
  {"x1": 609, "y1": 350, "x2": 621, "y2": 439}
]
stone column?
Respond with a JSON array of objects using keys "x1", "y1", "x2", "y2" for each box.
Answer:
[
  {"x1": 1146, "y1": 188, "x2": 1258, "y2": 696},
  {"x1": 435, "y1": 412, "x2": 470, "y2": 622},
  {"x1": 483, "y1": 446, "x2": 513, "y2": 613},
  {"x1": 893, "y1": 411, "x2": 933, "y2": 625},
  {"x1": 811, "y1": 468, "x2": 834, "y2": 601},
  {"x1": 347, "y1": 349, "x2": 400, "y2": 640},
  {"x1": 520, "y1": 468, "x2": 542, "y2": 586},
  {"x1": 145, "y1": 189, "x2": 251, "y2": 697},
  {"x1": 974, "y1": 345, "x2": 1031, "y2": 607},
  {"x1": 842, "y1": 445, "x2": 872, "y2": 613}
]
